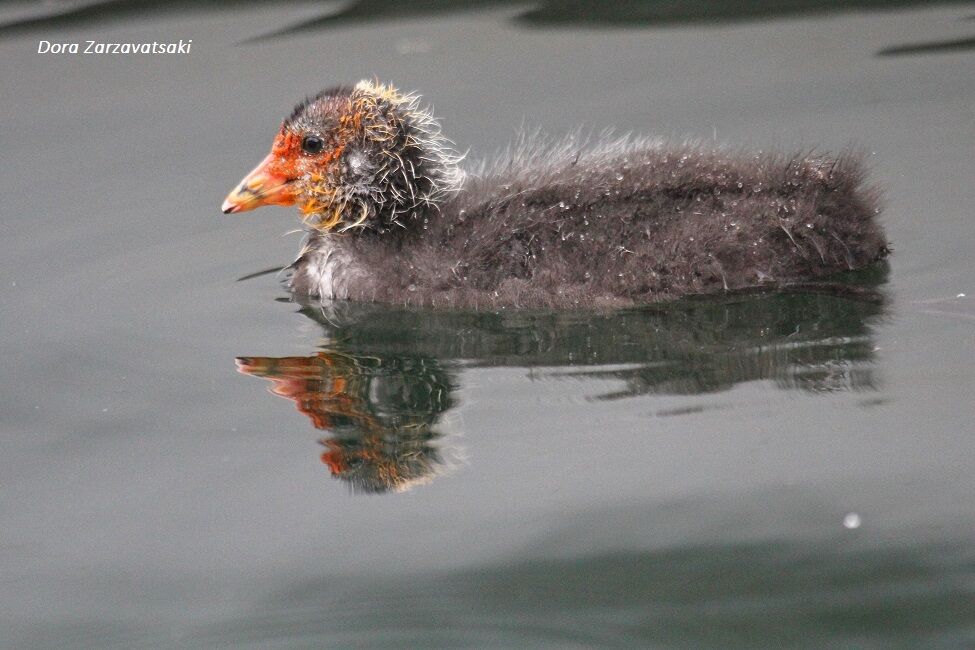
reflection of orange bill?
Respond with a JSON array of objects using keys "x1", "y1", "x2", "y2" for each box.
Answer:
[
  {"x1": 235, "y1": 354, "x2": 375, "y2": 430},
  {"x1": 320, "y1": 439, "x2": 345, "y2": 475},
  {"x1": 235, "y1": 351, "x2": 445, "y2": 493}
]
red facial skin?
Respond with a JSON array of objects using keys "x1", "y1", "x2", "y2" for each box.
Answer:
[{"x1": 222, "y1": 113, "x2": 355, "y2": 218}]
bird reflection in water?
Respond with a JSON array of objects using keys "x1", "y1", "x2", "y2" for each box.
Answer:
[
  {"x1": 236, "y1": 352, "x2": 454, "y2": 494},
  {"x1": 236, "y1": 265, "x2": 888, "y2": 493}
]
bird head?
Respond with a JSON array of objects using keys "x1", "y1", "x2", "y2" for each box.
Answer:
[{"x1": 222, "y1": 80, "x2": 462, "y2": 233}]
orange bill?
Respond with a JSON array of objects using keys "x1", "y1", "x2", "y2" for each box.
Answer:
[{"x1": 222, "y1": 153, "x2": 296, "y2": 214}]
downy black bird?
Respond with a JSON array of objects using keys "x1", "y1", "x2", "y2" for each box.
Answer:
[{"x1": 223, "y1": 80, "x2": 888, "y2": 309}]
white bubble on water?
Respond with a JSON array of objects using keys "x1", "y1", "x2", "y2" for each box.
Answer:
[{"x1": 843, "y1": 512, "x2": 862, "y2": 529}]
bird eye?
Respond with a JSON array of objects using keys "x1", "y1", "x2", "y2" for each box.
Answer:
[{"x1": 301, "y1": 135, "x2": 326, "y2": 154}]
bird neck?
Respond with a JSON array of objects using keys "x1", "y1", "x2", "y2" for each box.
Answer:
[{"x1": 336, "y1": 81, "x2": 463, "y2": 233}]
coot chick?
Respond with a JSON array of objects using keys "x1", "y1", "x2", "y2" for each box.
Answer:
[{"x1": 222, "y1": 80, "x2": 888, "y2": 309}]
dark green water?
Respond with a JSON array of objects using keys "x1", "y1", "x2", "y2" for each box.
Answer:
[{"x1": 1, "y1": 2, "x2": 974, "y2": 647}]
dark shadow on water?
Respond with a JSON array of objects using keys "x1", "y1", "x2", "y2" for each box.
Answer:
[
  {"x1": 187, "y1": 497, "x2": 975, "y2": 647},
  {"x1": 236, "y1": 265, "x2": 889, "y2": 493},
  {"x1": 236, "y1": 266, "x2": 285, "y2": 282},
  {"x1": 878, "y1": 35, "x2": 975, "y2": 56},
  {"x1": 2, "y1": 0, "x2": 973, "y2": 41}
]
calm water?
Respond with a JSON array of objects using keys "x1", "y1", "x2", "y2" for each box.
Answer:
[{"x1": 2, "y1": 2, "x2": 974, "y2": 647}]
